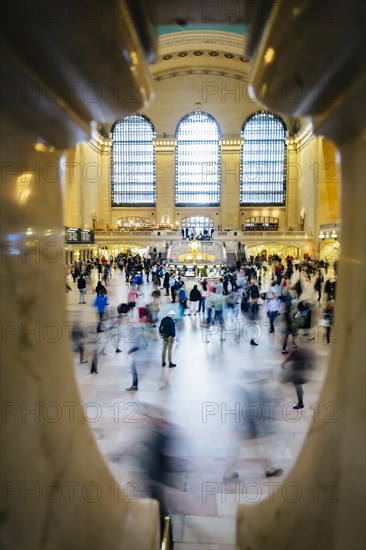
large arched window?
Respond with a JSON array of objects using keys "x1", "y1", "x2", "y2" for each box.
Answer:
[
  {"x1": 240, "y1": 112, "x2": 286, "y2": 205},
  {"x1": 111, "y1": 115, "x2": 156, "y2": 206},
  {"x1": 175, "y1": 111, "x2": 221, "y2": 206}
]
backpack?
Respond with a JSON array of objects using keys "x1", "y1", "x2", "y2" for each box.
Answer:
[{"x1": 159, "y1": 317, "x2": 169, "y2": 337}]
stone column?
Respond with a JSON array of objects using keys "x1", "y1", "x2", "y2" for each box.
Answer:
[
  {"x1": 1, "y1": 118, "x2": 159, "y2": 550},
  {"x1": 154, "y1": 139, "x2": 176, "y2": 226},
  {"x1": 237, "y1": 124, "x2": 365, "y2": 550},
  {"x1": 220, "y1": 138, "x2": 242, "y2": 229},
  {"x1": 237, "y1": 0, "x2": 365, "y2": 547},
  {"x1": 1, "y1": 0, "x2": 159, "y2": 546}
]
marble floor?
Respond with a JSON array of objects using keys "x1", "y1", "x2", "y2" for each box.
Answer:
[{"x1": 66, "y1": 269, "x2": 332, "y2": 550}]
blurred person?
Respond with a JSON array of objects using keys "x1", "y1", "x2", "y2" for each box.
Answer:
[
  {"x1": 90, "y1": 321, "x2": 105, "y2": 374},
  {"x1": 248, "y1": 279, "x2": 260, "y2": 320},
  {"x1": 324, "y1": 275, "x2": 336, "y2": 301},
  {"x1": 198, "y1": 278, "x2": 208, "y2": 314},
  {"x1": 94, "y1": 292, "x2": 108, "y2": 322},
  {"x1": 127, "y1": 284, "x2": 139, "y2": 314},
  {"x1": 178, "y1": 282, "x2": 188, "y2": 317},
  {"x1": 267, "y1": 279, "x2": 281, "y2": 299},
  {"x1": 213, "y1": 277, "x2": 224, "y2": 295},
  {"x1": 85, "y1": 262, "x2": 92, "y2": 283},
  {"x1": 176, "y1": 276, "x2": 184, "y2": 291},
  {"x1": 213, "y1": 292, "x2": 225, "y2": 340},
  {"x1": 137, "y1": 404, "x2": 187, "y2": 549},
  {"x1": 163, "y1": 270, "x2": 170, "y2": 296},
  {"x1": 323, "y1": 299, "x2": 335, "y2": 345},
  {"x1": 293, "y1": 300, "x2": 313, "y2": 340},
  {"x1": 110, "y1": 310, "x2": 127, "y2": 354},
  {"x1": 102, "y1": 264, "x2": 110, "y2": 285},
  {"x1": 226, "y1": 290, "x2": 239, "y2": 322},
  {"x1": 205, "y1": 289, "x2": 216, "y2": 326},
  {"x1": 125, "y1": 344, "x2": 142, "y2": 391},
  {"x1": 71, "y1": 262, "x2": 80, "y2": 283},
  {"x1": 77, "y1": 273, "x2": 87, "y2": 304},
  {"x1": 247, "y1": 321, "x2": 260, "y2": 346},
  {"x1": 169, "y1": 273, "x2": 177, "y2": 303},
  {"x1": 223, "y1": 271, "x2": 231, "y2": 295},
  {"x1": 274, "y1": 262, "x2": 283, "y2": 284},
  {"x1": 133, "y1": 271, "x2": 143, "y2": 292},
  {"x1": 281, "y1": 346, "x2": 315, "y2": 409},
  {"x1": 144, "y1": 263, "x2": 150, "y2": 283},
  {"x1": 314, "y1": 269, "x2": 324, "y2": 302},
  {"x1": 95, "y1": 280, "x2": 107, "y2": 296},
  {"x1": 223, "y1": 375, "x2": 284, "y2": 481},
  {"x1": 281, "y1": 294, "x2": 297, "y2": 354},
  {"x1": 149, "y1": 285, "x2": 162, "y2": 326},
  {"x1": 71, "y1": 323, "x2": 87, "y2": 364},
  {"x1": 90, "y1": 317, "x2": 117, "y2": 374},
  {"x1": 266, "y1": 291, "x2": 282, "y2": 333}
]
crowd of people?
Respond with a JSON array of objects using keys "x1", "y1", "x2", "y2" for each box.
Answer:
[
  {"x1": 67, "y1": 251, "x2": 336, "y2": 547},
  {"x1": 69, "y1": 252, "x2": 336, "y2": 402}
]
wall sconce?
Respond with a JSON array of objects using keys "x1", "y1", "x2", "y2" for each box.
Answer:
[
  {"x1": 331, "y1": 230, "x2": 338, "y2": 238},
  {"x1": 319, "y1": 231, "x2": 325, "y2": 239}
]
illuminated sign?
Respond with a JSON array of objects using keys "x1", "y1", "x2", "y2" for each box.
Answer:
[{"x1": 65, "y1": 227, "x2": 94, "y2": 244}]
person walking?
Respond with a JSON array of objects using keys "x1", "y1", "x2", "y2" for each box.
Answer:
[
  {"x1": 281, "y1": 294, "x2": 297, "y2": 354},
  {"x1": 125, "y1": 345, "x2": 140, "y2": 391},
  {"x1": 163, "y1": 271, "x2": 170, "y2": 296},
  {"x1": 127, "y1": 284, "x2": 139, "y2": 314},
  {"x1": 178, "y1": 283, "x2": 188, "y2": 317},
  {"x1": 198, "y1": 278, "x2": 208, "y2": 314},
  {"x1": 71, "y1": 323, "x2": 88, "y2": 363},
  {"x1": 133, "y1": 271, "x2": 143, "y2": 292},
  {"x1": 95, "y1": 280, "x2": 107, "y2": 296},
  {"x1": 77, "y1": 273, "x2": 87, "y2": 304},
  {"x1": 189, "y1": 284, "x2": 201, "y2": 316},
  {"x1": 159, "y1": 310, "x2": 177, "y2": 368},
  {"x1": 323, "y1": 299, "x2": 334, "y2": 345},
  {"x1": 266, "y1": 291, "x2": 282, "y2": 333},
  {"x1": 169, "y1": 274, "x2": 177, "y2": 303},
  {"x1": 94, "y1": 293, "x2": 108, "y2": 322},
  {"x1": 248, "y1": 279, "x2": 260, "y2": 320},
  {"x1": 281, "y1": 346, "x2": 315, "y2": 409},
  {"x1": 314, "y1": 269, "x2": 323, "y2": 302}
]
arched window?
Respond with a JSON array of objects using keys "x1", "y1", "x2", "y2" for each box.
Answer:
[
  {"x1": 175, "y1": 111, "x2": 221, "y2": 206},
  {"x1": 111, "y1": 115, "x2": 156, "y2": 206},
  {"x1": 240, "y1": 112, "x2": 286, "y2": 205}
]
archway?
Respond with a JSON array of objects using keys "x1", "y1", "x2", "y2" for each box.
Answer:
[{"x1": 181, "y1": 216, "x2": 213, "y2": 238}]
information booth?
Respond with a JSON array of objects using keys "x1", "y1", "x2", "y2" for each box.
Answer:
[{"x1": 165, "y1": 240, "x2": 226, "y2": 279}]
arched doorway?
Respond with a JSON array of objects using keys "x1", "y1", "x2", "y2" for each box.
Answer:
[{"x1": 181, "y1": 216, "x2": 213, "y2": 238}]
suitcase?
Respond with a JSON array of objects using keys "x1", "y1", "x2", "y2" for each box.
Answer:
[
  {"x1": 117, "y1": 303, "x2": 130, "y2": 315},
  {"x1": 138, "y1": 306, "x2": 152, "y2": 322},
  {"x1": 241, "y1": 296, "x2": 249, "y2": 312}
]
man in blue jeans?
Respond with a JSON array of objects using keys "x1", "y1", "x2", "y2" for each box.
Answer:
[{"x1": 266, "y1": 292, "x2": 282, "y2": 333}]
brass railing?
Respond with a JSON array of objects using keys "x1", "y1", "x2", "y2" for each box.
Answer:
[{"x1": 161, "y1": 516, "x2": 172, "y2": 550}]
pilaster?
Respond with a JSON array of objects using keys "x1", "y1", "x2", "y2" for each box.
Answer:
[
  {"x1": 220, "y1": 138, "x2": 242, "y2": 229},
  {"x1": 154, "y1": 138, "x2": 176, "y2": 225}
]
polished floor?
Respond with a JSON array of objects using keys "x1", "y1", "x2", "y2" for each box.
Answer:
[{"x1": 67, "y1": 268, "x2": 331, "y2": 550}]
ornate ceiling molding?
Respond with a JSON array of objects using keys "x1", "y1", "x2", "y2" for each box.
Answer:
[
  {"x1": 153, "y1": 66, "x2": 249, "y2": 82},
  {"x1": 152, "y1": 31, "x2": 250, "y2": 84},
  {"x1": 158, "y1": 30, "x2": 246, "y2": 54}
]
